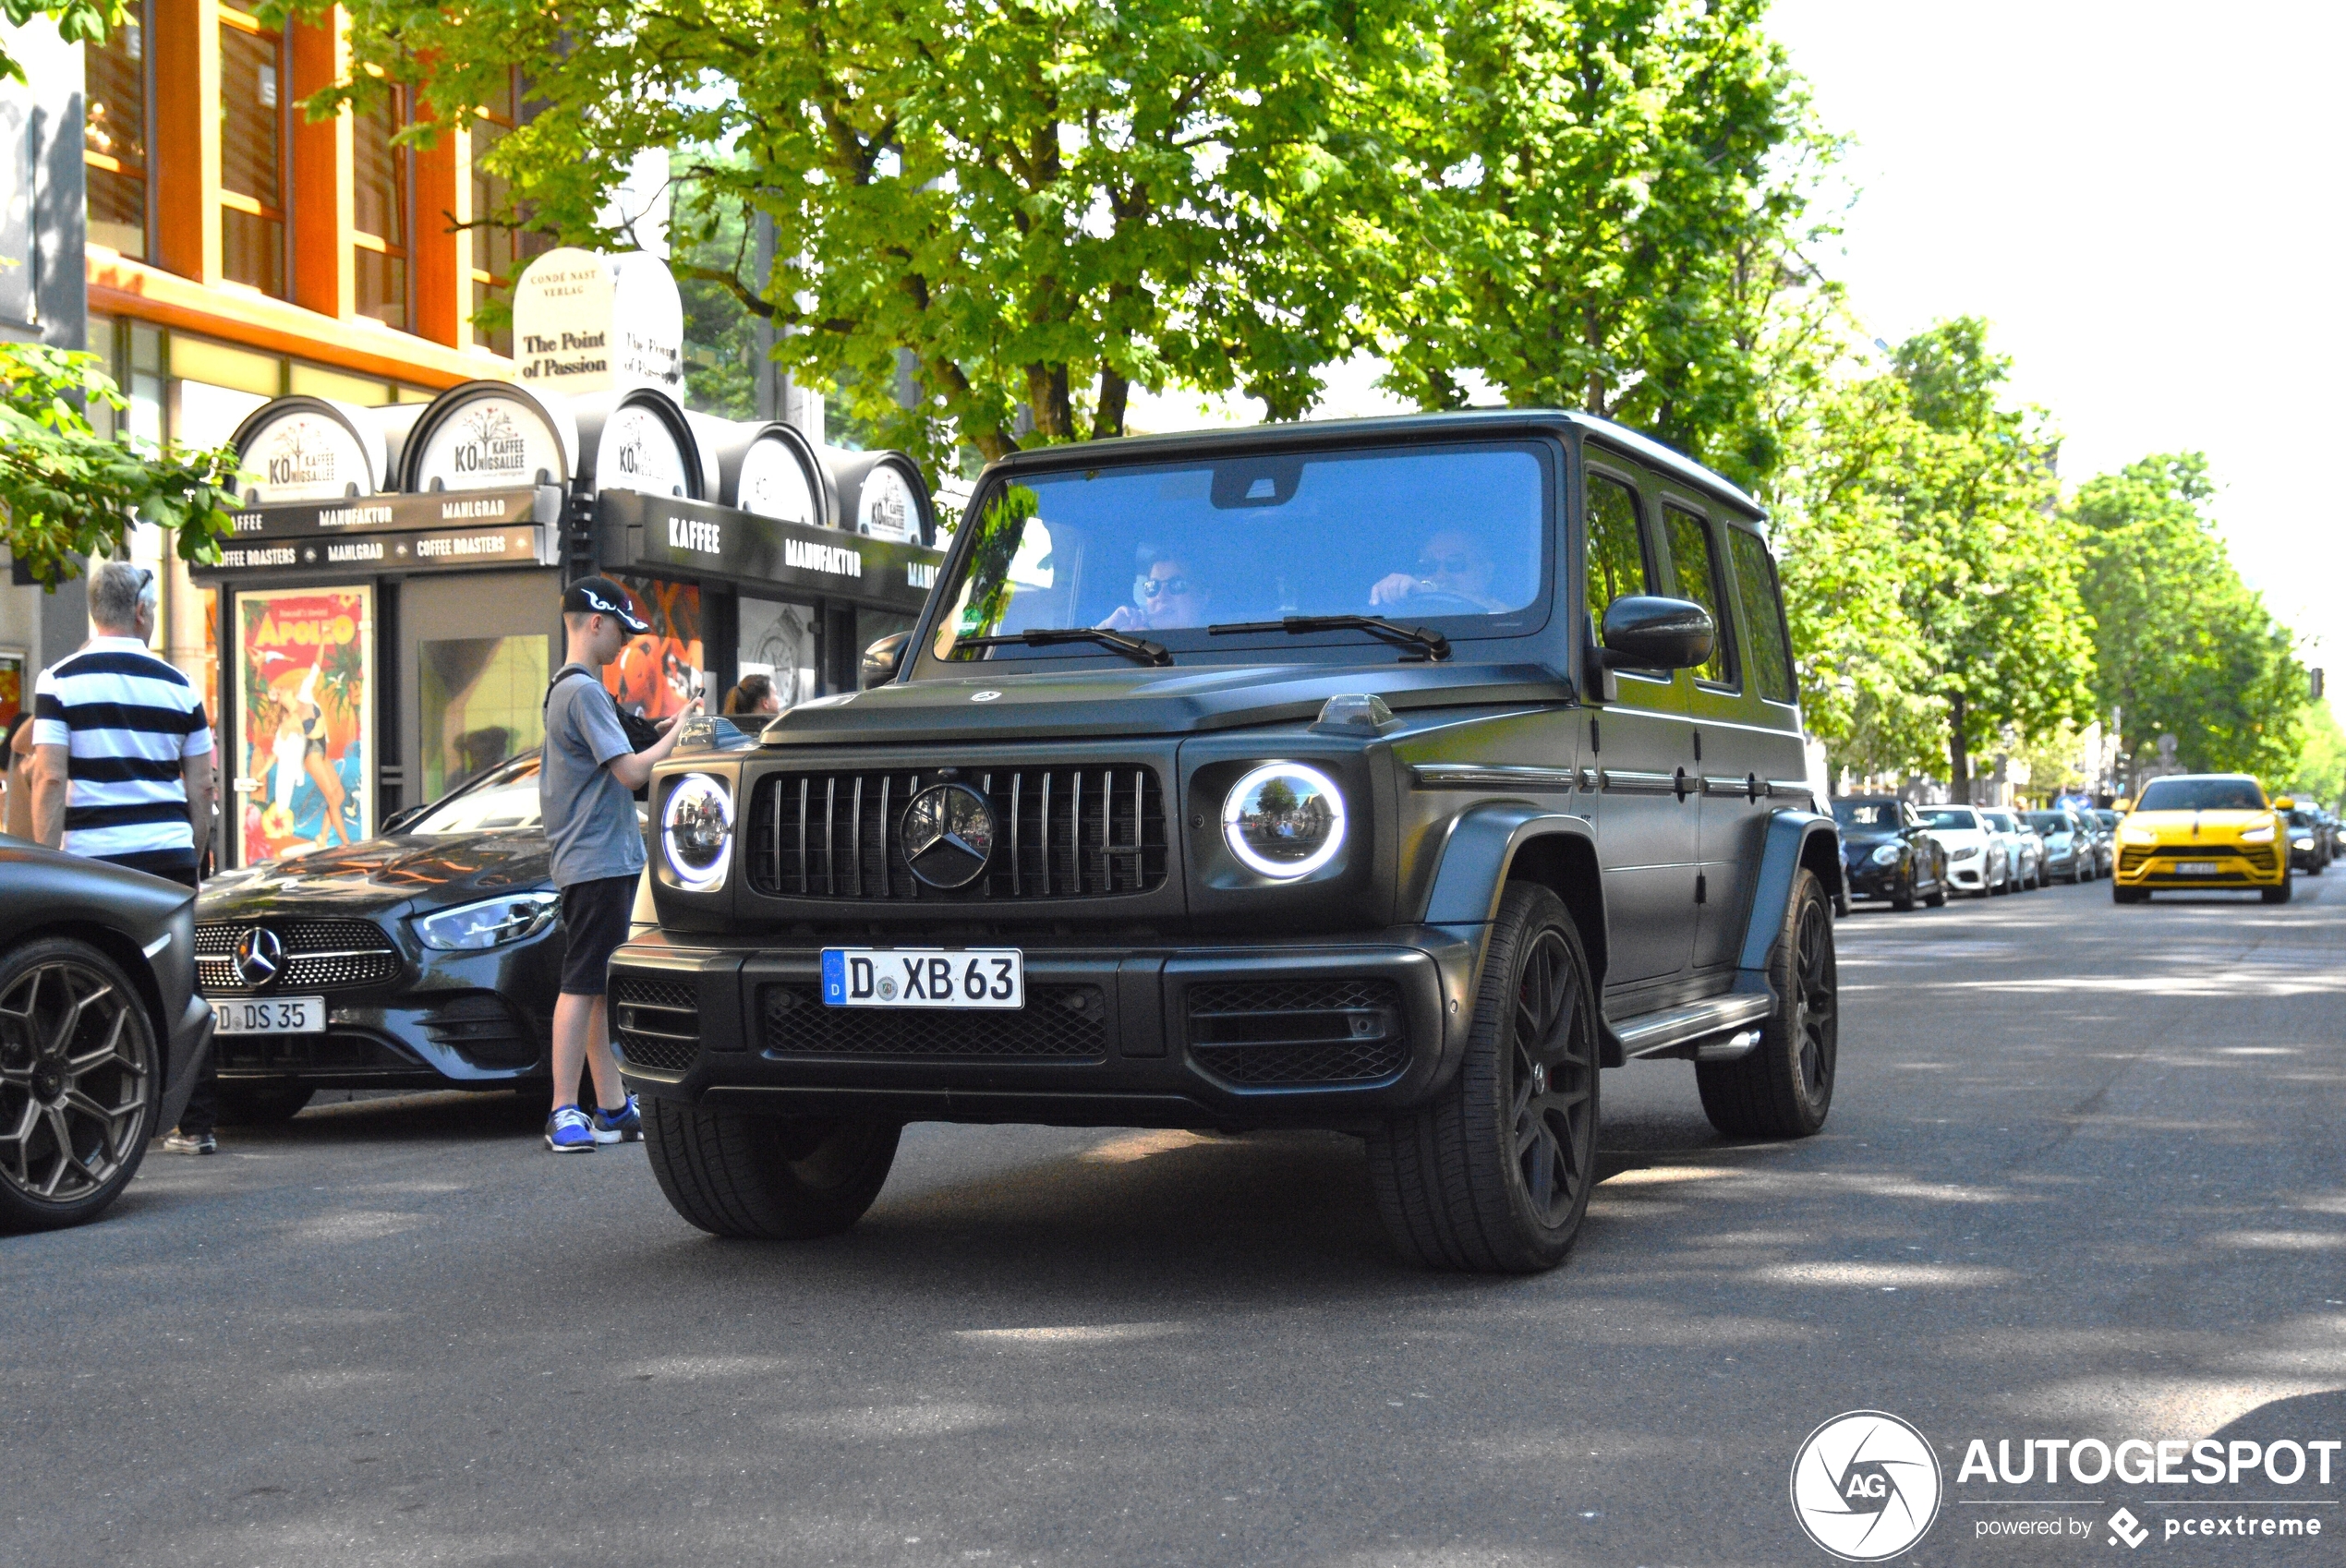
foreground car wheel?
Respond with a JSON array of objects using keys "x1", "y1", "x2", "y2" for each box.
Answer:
[
  {"x1": 0, "y1": 938, "x2": 159, "y2": 1233},
  {"x1": 2114, "y1": 886, "x2": 2148, "y2": 904},
  {"x1": 1366, "y1": 883, "x2": 1599, "y2": 1274},
  {"x1": 1923, "y1": 883, "x2": 1948, "y2": 908},
  {"x1": 644, "y1": 1100, "x2": 901, "y2": 1239},
  {"x1": 2262, "y1": 878, "x2": 2292, "y2": 905},
  {"x1": 1698, "y1": 868, "x2": 1836, "y2": 1140}
]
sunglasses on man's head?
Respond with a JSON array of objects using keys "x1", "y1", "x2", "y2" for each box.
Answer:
[{"x1": 1133, "y1": 574, "x2": 1200, "y2": 601}]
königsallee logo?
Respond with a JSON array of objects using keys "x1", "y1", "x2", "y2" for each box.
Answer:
[{"x1": 1791, "y1": 1411, "x2": 1945, "y2": 1562}]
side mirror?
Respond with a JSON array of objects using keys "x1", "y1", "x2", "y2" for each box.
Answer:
[
  {"x1": 1599, "y1": 595, "x2": 1715, "y2": 671},
  {"x1": 861, "y1": 631, "x2": 912, "y2": 690}
]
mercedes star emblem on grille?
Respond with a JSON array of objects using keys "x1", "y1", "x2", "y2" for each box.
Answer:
[
  {"x1": 234, "y1": 926, "x2": 284, "y2": 986},
  {"x1": 901, "y1": 783, "x2": 997, "y2": 888}
]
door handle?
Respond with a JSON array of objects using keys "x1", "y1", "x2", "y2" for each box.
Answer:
[{"x1": 1674, "y1": 766, "x2": 1692, "y2": 802}]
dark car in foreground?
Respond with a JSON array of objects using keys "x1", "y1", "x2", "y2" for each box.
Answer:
[
  {"x1": 612, "y1": 409, "x2": 1848, "y2": 1274},
  {"x1": 192, "y1": 752, "x2": 575, "y2": 1119},
  {"x1": 1832, "y1": 796, "x2": 1949, "y2": 911},
  {"x1": 0, "y1": 838, "x2": 212, "y2": 1231}
]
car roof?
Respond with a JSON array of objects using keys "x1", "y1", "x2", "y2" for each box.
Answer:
[{"x1": 981, "y1": 408, "x2": 1765, "y2": 525}]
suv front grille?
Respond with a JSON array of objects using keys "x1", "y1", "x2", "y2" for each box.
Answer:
[
  {"x1": 760, "y1": 983, "x2": 1107, "y2": 1059},
  {"x1": 611, "y1": 976, "x2": 700, "y2": 1072},
  {"x1": 2119, "y1": 844, "x2": 2275, "y2": 874},
  {"x1": 745, "y1": 767, "x2": 1167, "y2": 901},
  {"x1": 196, "y1": 919, "x2": 403, "y2": 995},
  {"x1": 1186, "y1": 979, "x2": 1409, "y2": 1088}
]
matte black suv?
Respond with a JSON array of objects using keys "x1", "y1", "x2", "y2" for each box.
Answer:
[{"x1": 611, "y1": 412, "x2": 1844, "y2": 1273}]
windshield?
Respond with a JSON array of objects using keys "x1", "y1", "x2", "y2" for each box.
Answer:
[
  {"x1": 2024, "y1": 812, "x2": 2068, "y2": 832},
  {"x1": 927, "y1": 442, "x2": 1552, "y2": 663},
  {"x1": 2134, "y1": 777, "x2": 2267, "y2": 813},
  {"x1": 1981, "y1": 812, "x2": 2017, "y2": 831},
  {"x1": 1832, "y1": 801, "x2": 1899, "y2": 828},
  {"x1": 1917, "y1": 807, "x2": 1981, "y2": 831},
  {"x1": 408, "y1": 754, "x2": 542, "y2": 834}
]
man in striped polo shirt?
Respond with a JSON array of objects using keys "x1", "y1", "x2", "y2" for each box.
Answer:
[{"x1": 32, "y1": 560, "x2": 221, "y2": 1150}]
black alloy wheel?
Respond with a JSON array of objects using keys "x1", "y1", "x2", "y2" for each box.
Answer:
[
  {"x1": 1698, "y1": 868, "x2": 1836, "y2": 1139},
  {"x1": 1368, "y1": 883, "x2": 1601, "y2": 1273},
  {"x1": 0, "y1": 938, "x2": 159, "y2": 1232}
]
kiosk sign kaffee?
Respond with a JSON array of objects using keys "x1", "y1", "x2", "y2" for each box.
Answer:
[{"x1": 194, "y1": 251, "x2": 948, "y2": 866}]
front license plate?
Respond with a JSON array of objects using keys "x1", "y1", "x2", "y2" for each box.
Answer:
[
  {"x1": 211, "y1": 996, "x2": 326, "y2": 1034},
  {"x1": 821, "y1": 948, "x2": 1024, "y2": 1009},
  {"x1": 2172, "y1": 861, "x2": 2221, "y2": 875}
]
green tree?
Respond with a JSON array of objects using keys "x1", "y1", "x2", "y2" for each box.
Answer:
[
  {"x1": 312, "y1": 0, "x2": 1437, "y2": 477},
  {"x1": 0, "y1": 0, "x2": 120, "y2": 84},
  {"x1": 2070, "y1": 452, "x2": 2305, "y2": 785},
  {"x1": 1381, "y1": 0, "x2": 1831, "y2": 487},
  {"x1": 1, "y1": 344, "x2": 241, "y2": 586},
  {"x1": 2291, "y1": 699, "x2": 2344, "y2": 810}
]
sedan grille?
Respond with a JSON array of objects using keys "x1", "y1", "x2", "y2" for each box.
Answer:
[
  {"x1": 745, "y1": 766, "x2": 1167, "y2": 900},
  {"x1": 1186, "y1": 979, "x2": 1409, "y2": 1088},
  {"x1": 760, "y1": 983, "x2": 1107, "y2": 1059},
  {"x1": 611, "y1": 976, "x2": 700, "y2": 1073},
  {"x1": 195, "y1": 919, "x2": 402, "y2": 995},
  {"x1": 2119, "y1": 844, "x2": 2276, "y2": 874}
]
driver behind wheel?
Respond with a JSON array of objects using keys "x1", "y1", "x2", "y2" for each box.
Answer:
[
  {"x1": 1368, "y1": 528, "x2": 1509, "y2": 612},
  {"x1": 1099, "y1": 550, "x2": 1212, "y2": 632}
]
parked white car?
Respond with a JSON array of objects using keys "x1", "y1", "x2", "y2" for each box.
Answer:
[
  {"x1": 1980, "y1": 808, "x2": 2042, "y2": 892},
  {"x1": 1916, "y1": 805, "x2": 2011, "y2": 897}
]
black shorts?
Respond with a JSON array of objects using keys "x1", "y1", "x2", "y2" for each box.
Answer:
[{"x1": 558, "y1": 874, "x2": 635, "y2": 996}]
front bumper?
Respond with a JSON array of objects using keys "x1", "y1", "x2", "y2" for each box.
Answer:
[
  {"x1": 607, "y1": 925, "x2": 1485, "y2": 1131},
  {"x1": 1946, "y1": 858, "x2": 1989, "y2": 889},
  {"x1": 1842, "y1": 855, "x2": 1905, "y2": 898},
  {"x1": 2113, "y1": 844, "x2": 2285, "y2": 888}
]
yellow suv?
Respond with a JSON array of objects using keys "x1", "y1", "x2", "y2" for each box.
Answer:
[{"x1": 2113, "y1": 773, "x2": 2290, "y2": 905}]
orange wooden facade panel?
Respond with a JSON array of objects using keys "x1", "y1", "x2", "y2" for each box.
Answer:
[
  {"x1": 412, "y1": 116, "x2": 467, "y2": 349},
  {"x1": 149, "y1": 0, "x2": 221, "y2": 283},
  {"x1": 287, "y1": 12, "x2": 354, "y2": 321}
]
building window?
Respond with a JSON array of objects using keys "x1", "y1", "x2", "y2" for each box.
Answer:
[
  {"x1": 218, "y1": 4, "x2": 285, "y2": 296},
  {"x1": 468, "y1": 70, "x2": 549, "y2": 356},
  {"x1": 353, "y1": 85, "x2": 409, "y2": 329},
  {"x1": 84, "y1": 5, "x2": 148, "y2": 258}
]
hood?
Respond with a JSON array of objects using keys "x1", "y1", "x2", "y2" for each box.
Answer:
[
  {"x1": 199, "y1": 828, "x2": 552, "y2": 922},
  {"x1": 1835, "y1": 824, "x2": 1901, "y2": 846},
  {"x1": 2125, "y1": 810, "x2": 2274, "y2": 838},
  {"x1": 758, "y1": 659, "x2": 1572, "y2": 747}
]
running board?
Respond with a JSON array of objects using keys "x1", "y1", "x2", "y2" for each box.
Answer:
[{"x1": 1608, "y1": 991, "x2": 1774, "y2": 1063}]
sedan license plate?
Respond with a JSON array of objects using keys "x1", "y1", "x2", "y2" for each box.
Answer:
[
  {"x1": 821, "y1": 948, "x2": 1023, "y2": 1009},
  {"x1": 2172, "y1": 861, "x2": 2221, "y2": 875},
  {"x1": 211, "y1": 996, "x2": 326, "y2": 1035}
]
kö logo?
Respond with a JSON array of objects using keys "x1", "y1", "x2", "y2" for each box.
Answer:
[{"x1": 1791, "y1": 1411, "x2": 1944, "y2": 1562}]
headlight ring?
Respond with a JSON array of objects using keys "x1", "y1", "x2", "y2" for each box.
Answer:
[
  {"x1": 414, "y1": 890, "x2": 561, "y2": 951},
  {"x1": 1220, "y1": 763, "x2": 1347, "y2": 880},
  {"x1": 662, "y1": 772, "x2": 734, "y2": 891}
]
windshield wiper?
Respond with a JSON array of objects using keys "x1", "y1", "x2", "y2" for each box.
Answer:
[
  {"x1": 953, "y1": 627, "x2": 1173, "y2": 668},
  {"x1": 1207, "y1": 614, "x2": 1452, "y2": 662}
]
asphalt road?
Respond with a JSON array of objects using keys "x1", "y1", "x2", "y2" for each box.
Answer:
[{"x1": 7, "y1": 873, "x2": 2344, "y2": 1567}]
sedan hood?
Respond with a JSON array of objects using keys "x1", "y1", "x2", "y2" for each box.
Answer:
[
  {"x1": 199, "y1": 829, "x2": 552, "y2": 922},
  {"x1": 758, "y1": 659, "x2": 1572, "y2": 747}
]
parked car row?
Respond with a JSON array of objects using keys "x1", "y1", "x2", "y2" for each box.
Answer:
[
  {"x1": 2276, "y1": 797, "x2": 2337, "y2": 874},
  {"x1": 1833, "y1": 797, "x2": 2114, "y2": 910}
]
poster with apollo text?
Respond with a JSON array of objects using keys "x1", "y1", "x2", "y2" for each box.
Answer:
[{"x1": 236, "y1": 586, "x2": 372, "y2": 864}]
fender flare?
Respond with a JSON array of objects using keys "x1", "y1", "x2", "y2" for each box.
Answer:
[
  {"x1": 1421, "y1": 802, "x2": 1602, "y2": 928},
  {"x1": 1737, "y1": 810, "x2": 1842, "y2": 979}
]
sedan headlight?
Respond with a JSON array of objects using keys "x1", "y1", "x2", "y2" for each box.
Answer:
[
  {"x1": 1221, "y1": 763, "x2": 1346, "y2": 879},
  {"x1": 1868, "y1": 843, "x2": 1901, "y2": 864},
  {"x1": 415, "y1": 891, "x2": 561, "y2": 951},
  {"x1": 1950, "y1": 843, "x2": 1980, "y2": 861},
  {"x1": 2293, "y1": 836, "x2": 2316, "y2": 850},
  {"x1": 2119, "y1": 825, "x2": 2157, "y2": 846},
  {"x1": 2240, "y1": 821, "x2": 2275, "y2": 843},
  {"x1": 662, "y1": 773, "x2": 734, "y2": 891}
]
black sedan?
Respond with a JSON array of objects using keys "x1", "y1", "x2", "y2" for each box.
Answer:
[
  {"x1": 1, "y1": 837, "x2": 212, "y2": 1231},
  {"x1": 193, "y1": 751, "x2": 574, "y2": 1120},
  {"x1": 1832, "y1": 795, "x2": 1950, "y2": 911}
]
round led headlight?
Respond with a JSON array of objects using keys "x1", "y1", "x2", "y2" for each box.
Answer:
[
  {"x1": 662, "y1": 773, "x2": 733, "y2": 891},
  {"x1": 1221, "y1": 763, "x2": 1346, "y2": 880},
  {"x1": 1868, "y1": 843, "x2": 1901, "y2": 864}
]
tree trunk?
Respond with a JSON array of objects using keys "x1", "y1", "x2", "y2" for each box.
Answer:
[{"x1": 1948, "y1": 691, "x2": 1971, "y2": 804}]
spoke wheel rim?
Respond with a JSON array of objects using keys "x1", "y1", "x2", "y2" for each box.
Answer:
[
  {"x1": 1507, "y1": 929, "x2": 1596, "y2": 1226},
  {"x1": 1790, "y1": 900, "x2": 1837, "y2": 1106},
  {"x1": 0, "y1": 960, "x2": 149, "y2": 1206}
]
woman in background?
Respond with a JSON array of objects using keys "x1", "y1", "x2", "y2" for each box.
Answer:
[{"x1": 723, "y1": 674, "x2": 780, "y2": 718}]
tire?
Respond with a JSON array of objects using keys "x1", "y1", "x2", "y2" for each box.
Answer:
[
  {"x1": 643, "y1": 1100, "x2": 901, "y2": 1239},
  {"x1": 1366, "y1": 883, "x2": 1601, "y2": 1273},
  {"x1": 215, "y1": 1083, "x2": 315, "y2": 1126},
  {"x1": 2114, "y1": 885, "x2": 2148, "y2": 904},
  {"x1": 1890, "y1": 871, "x2": 1917, "y2": 913},
  {"x1": 1923, "y1": 884, "x2": 1948, "y2": 908},
  {"x1": 0, "y1": 937, "x2": 162, "y2": 1234},
  {"x1": 2262, "y1": 878, "x2": 2293, "y2": 905},
  {"x1": 1697, "y1": 868, "x2": 1836, "y2": 1140}
]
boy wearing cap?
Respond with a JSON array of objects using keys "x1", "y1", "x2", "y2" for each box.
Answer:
[{"x1": 541, "y1": 576, "x2": 699, "y2": 1152}]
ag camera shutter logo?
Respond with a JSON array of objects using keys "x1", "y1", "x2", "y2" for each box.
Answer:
[{"x1": 1791, "y1": 1411, "x2": 1943, "y2": 1561}]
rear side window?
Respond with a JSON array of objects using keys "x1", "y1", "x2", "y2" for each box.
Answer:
[
  {"x1": 1584, "y1": 473, "x2": 1652, "y2": 634},
  {"x1": 1728, "y1": 526, "x2": 1796, "y2": 704},
  {"x1": 1663, "y1": 505, "x2": 1733, "y2": 686}
]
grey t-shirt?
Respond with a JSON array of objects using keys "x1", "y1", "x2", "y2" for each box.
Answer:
[{"x1": 539, "y1": 667, "x2": 647, "y2": 887}]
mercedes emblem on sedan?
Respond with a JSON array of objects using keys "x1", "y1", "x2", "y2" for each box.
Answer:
[
  {"x1": 901, "y1": 784, "x2": 997, "y2": 888},
  {"x1": 234, "y1": 926, "x2": 284, "y2": 986}
]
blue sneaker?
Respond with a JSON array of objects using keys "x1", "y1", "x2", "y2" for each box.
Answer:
[
  {"x1": 545, "y1": 1105, "x2": 596, "y2": 1152},
  {"x1": 591, "y1": 1094, "x2": 642, "y2": 1145}
]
